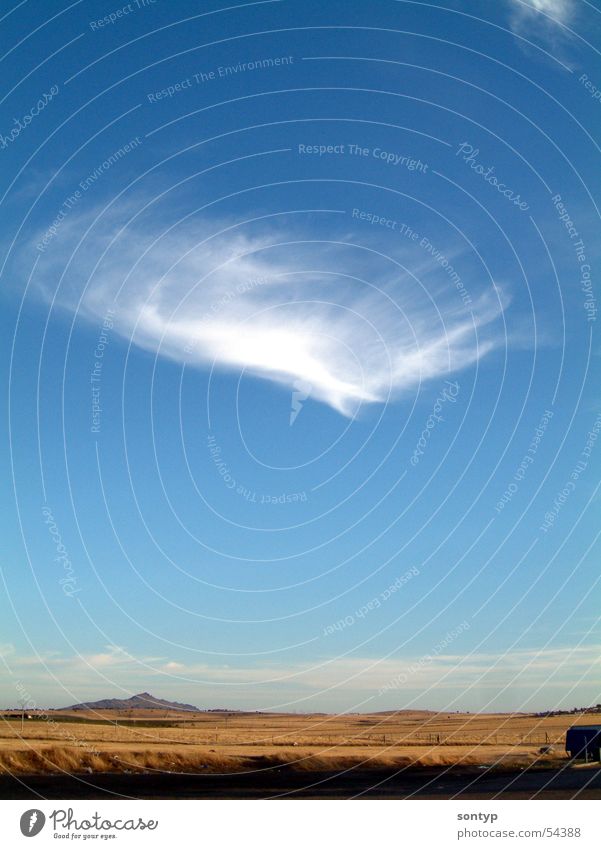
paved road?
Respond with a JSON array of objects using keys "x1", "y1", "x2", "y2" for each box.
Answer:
[{"x1": 1, "y1": 765, "x2": 600, "y2": 799}]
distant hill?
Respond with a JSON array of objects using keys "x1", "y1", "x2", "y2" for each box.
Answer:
[{"x1": 63, "y1": 692, "x2": 199, "y2": 712}]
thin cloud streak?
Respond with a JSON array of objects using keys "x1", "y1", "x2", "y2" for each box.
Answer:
[{"x1": 2, "y1": 644, "x2": 600, "y2": 707}]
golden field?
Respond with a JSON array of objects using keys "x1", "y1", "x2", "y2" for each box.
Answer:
[{"x1": 1, "y1": 709, "x2": 598, "y2": 776}]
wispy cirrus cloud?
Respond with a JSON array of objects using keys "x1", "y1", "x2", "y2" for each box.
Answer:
[
  {"x1": 507, "y1": 0, "x2": 576, "y2": 42},
  {"x1": 29, "y1": 205, "x2": 507, "y2": 417}
]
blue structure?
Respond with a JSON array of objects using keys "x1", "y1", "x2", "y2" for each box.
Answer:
[{"x1": 565, "y1": 725, "x2": 601, "y2": 762}]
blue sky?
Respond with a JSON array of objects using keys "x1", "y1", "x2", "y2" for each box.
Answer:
[{"x1": 1, "y1": 0, "x2": 600, "y2": 712}]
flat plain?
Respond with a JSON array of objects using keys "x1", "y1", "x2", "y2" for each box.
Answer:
[{"x1": 1, "y1": 709, "x2": 600, "y2": 798}]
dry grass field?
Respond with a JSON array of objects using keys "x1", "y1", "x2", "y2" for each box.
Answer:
[{"x1": 1, "y1": 709, "x2": 599, "y2": 777}]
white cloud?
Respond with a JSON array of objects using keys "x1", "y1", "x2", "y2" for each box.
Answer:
[
  {"x1": 524, "y1": 0, "x2": 571, "y2": 19},
  {"x1": 3, "y1": 643, "x2": 600, "y2": 711},
  {"x1": 31, "y1": 207, "x2": 506, "y2": 417},
  {"x1": 508, "y1": 0, "x2": 575, "y2": 40}
]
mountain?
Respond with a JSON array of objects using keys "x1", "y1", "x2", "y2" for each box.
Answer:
[{"x1": 63, "y1": 692, "x2": 200, "y2": 712}]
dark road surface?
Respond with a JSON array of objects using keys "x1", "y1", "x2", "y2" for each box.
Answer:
[{"x1": 1, "y1": 765, "x2": 600, "y2": 800}]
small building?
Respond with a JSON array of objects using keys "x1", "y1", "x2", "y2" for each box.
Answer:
[{"x1": 565, "y1": 725, "x2": 601, "y2": 762}]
